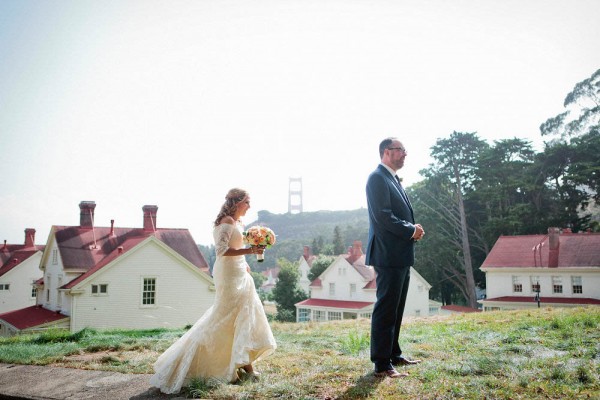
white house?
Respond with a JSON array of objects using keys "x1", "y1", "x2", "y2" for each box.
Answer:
[
  {"x1": 297, "y1": 246, "x2": 315, "y2": 295},
  {"x1": 0, "y1": 229, "x2": 44, "y2": 314},
  {"x1": 479, "y1": 227, "x2": 600, "y2": 311},
  {"x1": 0, "y1": 201, "x2": 215, "y2": 336},
  {"x1": 260, "y1": 267, "x2": 279, "y2": 294},
  {"x1": 259, "y1": 246, "x2": 314, "y2": 295},
  {"x1": 295, "y1": 241, "x2": 432, "y2": 322}
]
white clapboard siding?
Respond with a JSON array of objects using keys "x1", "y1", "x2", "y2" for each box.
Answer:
[
  {"x1": 0, "y1": 252, "x2": 42, "y2": 313},
  {"x1": 71, "y1": 238, "x2": 215, "y2": 331}
]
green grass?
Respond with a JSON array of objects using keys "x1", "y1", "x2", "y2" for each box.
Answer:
[{"x1": 1, "y1": 307, "x2": 599, "y2": 399}]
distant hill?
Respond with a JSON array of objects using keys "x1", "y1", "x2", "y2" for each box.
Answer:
[{"x1": 200, "y1": 208, "x2": 370, "y2": 272}]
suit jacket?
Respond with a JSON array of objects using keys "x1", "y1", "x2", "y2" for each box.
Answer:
[{"x1": 365, "y1": 164, "x2": 415, "y2": 268}]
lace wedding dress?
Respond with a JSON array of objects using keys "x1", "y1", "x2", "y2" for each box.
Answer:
[{"x1": 150, "y1": 223, "x2": 277, "y2": 394}]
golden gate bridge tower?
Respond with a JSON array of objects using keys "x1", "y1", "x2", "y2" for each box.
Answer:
[{"x1": 288, "y1": 177, "x2": 303, "y2": 214}]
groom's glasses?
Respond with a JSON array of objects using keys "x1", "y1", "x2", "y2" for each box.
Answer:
[{"x1": 387, "y1": 147, "x2": 406, "y2": 154}]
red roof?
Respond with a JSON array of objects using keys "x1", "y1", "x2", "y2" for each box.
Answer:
[
  {"x1": 51, "y1": 225, "x2": 210, "y2": 289},
  {"x1": 0, "y1": 247, "x2": 44, "y2": 279},
  {"x1": 482, "y1": 232, "x2": 600, "y2": 269},
  {"x1": 484, "y1": 296, "x2": 600, "y2": 305},
  {"x1": 295, "y1": 298, "x2": 373, "y2": 309},
  {"x1": 0, "y1": 305, "x2": 68, "y2": 330},
  {"x1": 441, "y1": 305, "x2": 481, "y2": 313}
]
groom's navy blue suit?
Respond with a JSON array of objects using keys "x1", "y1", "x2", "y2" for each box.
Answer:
[{"x1": 366, "y1": 164, "x2": 416, "y2": 372}]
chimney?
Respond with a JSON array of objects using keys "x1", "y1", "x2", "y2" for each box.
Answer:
[
  {"x1": 303, "y1": 245, "x2": 312, "y2": 260},
  {"x1": 24, "y1": 228, "x2": 36, "y2": 248},
  {"x1": 548, "y1": 227, "x2": 560, "y2": 268},
  {"x1": 351, "y1": 240, "x2": 363, "y2": 258},
  {"x1": 79, "y1": 201, "x2": 96, "y2": 229},
  {"x1": 2, "y1": 240, "x2": 7, "y2": 252},
  {"x1": 109, "y1": 219, "x2": 115, "y2": 237},
  {"x1": 143, "y1": 205, "x2": 158, "y2": 232}
]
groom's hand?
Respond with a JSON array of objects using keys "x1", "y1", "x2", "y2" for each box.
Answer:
[{"x1": 412, "y1": 224, "x2": 425, "y2": 241}]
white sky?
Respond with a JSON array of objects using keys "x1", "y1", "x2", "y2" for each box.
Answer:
[{"x1": 1, "y1": 0, "x2": 599, "y2": 246}]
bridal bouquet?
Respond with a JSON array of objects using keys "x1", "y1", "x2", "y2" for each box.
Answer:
[{"x1": 243, "y1": 226, "x2": 276, "y2": 262}]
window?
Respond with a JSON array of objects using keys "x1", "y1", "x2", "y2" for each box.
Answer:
[
  {"x1": 418, "y1": 285, "x2": 423, "y2": 293},
  {"x1": 415, "y1": 309, "x2": 421, "y2": 317},
  {"x1": 0, "y1": 283, "x2": 10, "y2": 291},
  {"x1": 142, "y1": 278, "x2": 156, "y2": 305},
  {"x1": 328, "y1": 311, "x2": 342, "y2": 321},
  {"x1": 552, "y1": 276, "x2": 563, "y2": 294},
  {"x1": 298, "y1": 308, "x2": 310, "y2": 322},
  {"x1": 91, "y1": 284, "x2": 108, "y2": 295},
  {"x1": 360, "y1": 313, "x2": 372, "y2": 319},
  {"x1": 571, "y1": 276, "x2": 583, "y2": 294},
  {"x1": 31, "y1": 286, "x2": 37, "y2": 298},
  {"x1": 512, "y1": 276, "x2": 522, "y2": 293},
  {"x1": 314, "y1": 310, "x2": 326, "y2": 322},
  {"x1": 52, "y1": 249, "x2": 58, "y2": 265},
  {"x1": 329, "y1": 282, "x2": 336, "y2": 297},
  {"x1": 349, "y1": 283, "x2": 356, "y2": 298},
  {"x1": 531, "y1": 276, "x2": 540, "y2": 293}
]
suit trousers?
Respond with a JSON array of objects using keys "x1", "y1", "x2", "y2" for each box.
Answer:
[{"x1": 370, "y1": 265, "x2": 411, "y2": 372}]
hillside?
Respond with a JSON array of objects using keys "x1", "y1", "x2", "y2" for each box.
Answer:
[
  {"x1": 245, "y1": 208, "x2": 370, "y2": 270},
  {"x1": 1, "y1": 307, "x2": 598, "y2": 399},
  {"x1": 200, "y1": 208, "x2": 371, "y2": 271}
]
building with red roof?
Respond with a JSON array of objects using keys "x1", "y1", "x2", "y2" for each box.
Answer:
[
  {"x1": 479, "y1": 227, "x2": 600, "y2": 311},
  {"x1": 295, "y1": 241, "x2": 432, "y2": 322},
  {"x1": 0, "y1": 229, "x2": 45, "y2": 315},
  {"x1": 0, "y1": 201, "x2": 214, "y2": 336}
]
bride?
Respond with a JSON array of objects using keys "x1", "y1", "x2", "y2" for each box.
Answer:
[{"x1": 150, "y1": 188, "x2": 277, "y2": 393}]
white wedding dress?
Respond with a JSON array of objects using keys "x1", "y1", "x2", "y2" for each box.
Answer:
[{"x1": 150, "y1": 223, "x2": 277, "y2": 394}]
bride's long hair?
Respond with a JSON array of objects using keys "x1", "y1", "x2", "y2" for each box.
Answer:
[{"x1": 214, "y1": 188, "x2": 248, "y2": 226}]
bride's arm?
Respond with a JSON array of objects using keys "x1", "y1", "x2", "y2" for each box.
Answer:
[{"x1": 216, "y1": 217, "x2": 262, "y2": 257}]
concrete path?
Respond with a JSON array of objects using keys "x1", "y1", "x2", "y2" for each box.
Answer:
[{"x1": 0, "y1": 363, "x2": 185, "y2": 400}]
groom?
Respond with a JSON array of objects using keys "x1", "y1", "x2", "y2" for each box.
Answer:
[{"x1": 365, "y1": 137, "x2": 425, "y2": 378}]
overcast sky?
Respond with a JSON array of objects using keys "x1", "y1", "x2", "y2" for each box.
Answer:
[{"x1": 1, "y1": 0, "x2": 599, "y2": 246}]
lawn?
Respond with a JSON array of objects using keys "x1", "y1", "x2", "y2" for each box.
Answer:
[{"x1": 1, "y1": 307, "x2": 598, "y2": 399}]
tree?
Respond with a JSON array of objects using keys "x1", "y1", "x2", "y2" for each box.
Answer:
[
  {"x1": 332, "y1": 226, "x2": 345, "y2": 255},
  {"x1": 308, "y1": 255, "x2": 335, "y2": 282},
  {"x1": 410, "y1": 176, "x2": 484, "y2": 305},
  {"x1": 540, "y1": 69, "x2": 599, "y2": 141},
  {"x1": 538, "y1": 68, "x2": 600, "y2": 227},
  {"x1": 311, "y1": 235, "x2": 325, "y2": 255},
  {"x1": 271, "y1": 258, "x2": 307, "y2": 322},
  {"x1": 426, "y1": 131, "x2": 489, "y2": 308}
]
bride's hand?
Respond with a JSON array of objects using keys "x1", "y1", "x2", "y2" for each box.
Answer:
[{"x1": 248, "y1": 246, "x2": 265, "y2": 255}]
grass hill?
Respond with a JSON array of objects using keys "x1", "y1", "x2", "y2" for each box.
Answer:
[{"x1": 1, "y1": 307, "x2": 598, "y2": 399}]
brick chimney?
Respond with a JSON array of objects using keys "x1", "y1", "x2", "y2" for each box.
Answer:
[
  {"x1": 350, "y1": 240, "x2": 363, "y2": 258},
  {"x1": 79, "y1": 201, "x2": 96, "y2": 229},
  {"x1": 24, "y1": 228, "x2": 36, "y2": 248},
  {"x1": 143, "y1": 205, "x2": 158, "y2": 232},
  {"x1": 303, "y1": 245, "x2": 312, "y2": 260},
  {"x1": 548, "y1": 227, "x2": 560, "y2": 268}
]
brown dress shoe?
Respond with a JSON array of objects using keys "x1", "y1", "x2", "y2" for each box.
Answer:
[
  {"x1": 392, "y1": 357, "x2": 422, "y2": 366},
  {"x1": 374, "y1": 368, "x2": 409, "y2": 378}
]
